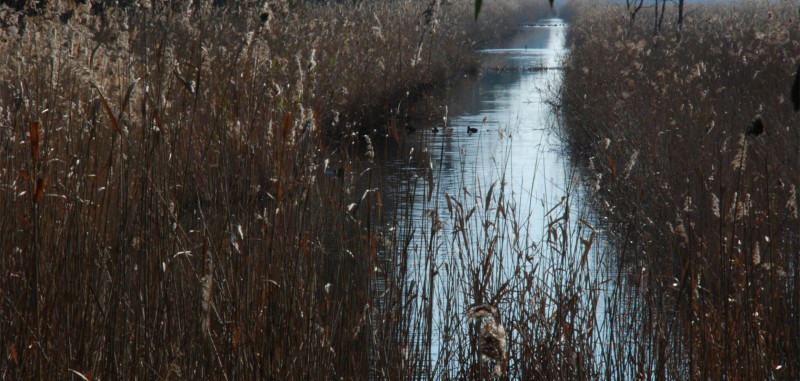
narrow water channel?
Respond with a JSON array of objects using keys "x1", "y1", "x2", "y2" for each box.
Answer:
[
  {"x1": 384, "y1": 18, "x2": 572, "y2": 270},
  {"x1": 375, "y1": 16, "x2": 607, "y2": 376}
]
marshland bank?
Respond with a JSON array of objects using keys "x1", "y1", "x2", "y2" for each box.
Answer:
[
  {"x1": 12, "y1": 0, "x2": 796, "y2": 378},
  {"x1": 560, "y1": 0, "x2": 800, "y2": 378},
  {"x1": 0, "y1": 0, "x2": 577, "y2": 379}
]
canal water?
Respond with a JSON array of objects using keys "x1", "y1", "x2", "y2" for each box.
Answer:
[{"x1": 375, "y1": 16, "x2": 608, "y2": 376}]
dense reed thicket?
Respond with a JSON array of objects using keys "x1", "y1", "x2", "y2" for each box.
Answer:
[
  {"x1": 0, "y1": 0, "x2": 562, "y2": 379},
  {"x1": 561, "y1": 0, "x2": 800, "y2": 378}
]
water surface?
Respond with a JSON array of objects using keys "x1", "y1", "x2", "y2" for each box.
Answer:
[{"x1": 376, "y1": 17, "x2": 605, "y2": 374}]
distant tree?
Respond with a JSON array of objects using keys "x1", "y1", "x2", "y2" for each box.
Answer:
[
  {"x1": 653, "y1": 0, "x2": 666, "y2": 34},
  {"x1": 627, "y1": 0, "x2": 644, "y2": 25}
]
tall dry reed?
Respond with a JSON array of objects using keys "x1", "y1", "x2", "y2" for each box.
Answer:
[
  {"x1": 0, "y1": 0, "x2": 564, "y2": 379},
  {"x1": 561, "y1": 0, "x2": 800, "y2": 378}
]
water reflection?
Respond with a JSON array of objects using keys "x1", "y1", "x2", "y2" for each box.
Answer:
[
  {"x1": 377, "y1": 17, "x2": 594, "y2": 373},
  {"x1": 388, "y1": 18, "x2": 570, "y2": 255}
]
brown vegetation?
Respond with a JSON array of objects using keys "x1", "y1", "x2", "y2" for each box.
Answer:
[
  {"x1": 0, "y1": 0, "x2": 555, "y2": 379},
  {"x1": 561, "y1": 0, "x2": 800, "y2": 378}
]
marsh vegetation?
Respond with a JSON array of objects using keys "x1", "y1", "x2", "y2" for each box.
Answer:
[
  {"x1": 561, "y1": 0, "x2": 800, "y2": 378},
  {"x1": 3, "y1": 0, "x2": 798, "y2": 379},
  {"x1": 0, "y1": 0, "x2": 589, "y2": 379}
]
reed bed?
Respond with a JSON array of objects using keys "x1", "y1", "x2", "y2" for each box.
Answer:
[
  {"x1": 0, "y1": 0, "x2": 581, "y2": 379},
  {"x1": 376, "y1": 125, "x2": 606, "y2": 379},
  {"x1": 561, "y1": 0, "x2": 800, "y2": 378}
]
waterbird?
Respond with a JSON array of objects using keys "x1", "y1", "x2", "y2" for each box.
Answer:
[
  {"x1": 432, "y1": 126, "x2": 439, "y2": 134},
  {"x1": 467, "y1": 125, "x2": 479, "y2": 135},
  {"x1": 746, "y1": 115, "x2": 764, "y2": 136},
  {"x1": 792, "y1": 63, "x2": 800, "y2": 112},
  {"x1": 406, "y1": 125, "x2": 417, "y2": 134}
]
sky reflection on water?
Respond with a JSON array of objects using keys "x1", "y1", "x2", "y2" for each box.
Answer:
[{"x1": 375, "y1": 17, "x2": 607, "y2": 372}]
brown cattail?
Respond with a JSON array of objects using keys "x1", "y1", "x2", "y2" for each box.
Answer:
[
  {"x1": 746, "y1": 115, "x2": 764, "y2": 136},
  {"x1": 30, "y1": 120, "x2": 40, "y2": 161},
  {"x1": 34, "y1": 178, "x2": 46, "y2": 204}
]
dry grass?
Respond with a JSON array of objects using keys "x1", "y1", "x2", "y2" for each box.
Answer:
[
  {"x1": 0, "y1": 0, "x2": 553, "y2": 379},
  {"x1": 561, "y1": 0, "x2": 800, "y2": 378}
]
